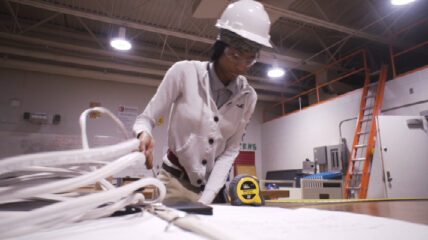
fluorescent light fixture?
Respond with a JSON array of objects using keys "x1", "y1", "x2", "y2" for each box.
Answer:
[
  {"x1": 267, "y1": 67, "x2": 285, "y2": 78},
  {"x1": 391, "y1": 0, "x2": 415, "y2": 5},
  {"x1": 110, "y1": 27, "x2": 132, "y2": 51}
]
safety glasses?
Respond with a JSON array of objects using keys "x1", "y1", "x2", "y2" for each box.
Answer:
[{"x1": 224, "y1": 47, "x2": 257, "y2": 68}]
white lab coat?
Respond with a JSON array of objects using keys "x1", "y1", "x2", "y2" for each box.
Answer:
[{"x1": 133, "y1": 60, "x2": 257, "y2": 203}]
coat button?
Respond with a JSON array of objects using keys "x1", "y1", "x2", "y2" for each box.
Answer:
[
  {"x1": 197, "y1": 179, "x2": 202, "y2": 185},
  {"x1": 208, "y1": 138, "x2": 214, "y2": 144},
  {"x1": 214, "y1": 116, "x2": 219, "y2": 122},
  {"x1": 202, "y1": 159, "x2": 207, "y2": 165}
]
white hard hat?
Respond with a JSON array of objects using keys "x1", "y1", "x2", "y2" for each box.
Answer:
[{"x1": 216, "y1": 0, "x2": 272, "y2": 48}]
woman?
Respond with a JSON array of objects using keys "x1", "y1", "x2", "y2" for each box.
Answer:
[{"x1": 133, "y1": 0, "x2": 272, "y2": 204}]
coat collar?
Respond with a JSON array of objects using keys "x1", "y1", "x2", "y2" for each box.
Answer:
[{"x1": 197, "y1": 61, "x2": 252, "y2": 95}]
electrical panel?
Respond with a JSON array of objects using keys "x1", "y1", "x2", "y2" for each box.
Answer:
[
  {"x1": 327, "y1": 145, "x2": 342, "y2": 172},
  {"x1": 314, "y1": 144, "x2": 344, "y2": 173},
  {"x1": 313, "y1": 146, "x2": 327, "y2": 164}
]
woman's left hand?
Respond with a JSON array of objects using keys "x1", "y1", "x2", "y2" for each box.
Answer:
[{"x1": 138, "y1": 131, "x2": 155, "y2": 169}]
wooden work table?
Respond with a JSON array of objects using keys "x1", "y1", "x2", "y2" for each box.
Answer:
[
  {"x1": 261, "y1": 189, "x2": 290, "y2": 200},
  {"x1": 266, "y1": 199, "x2": 428, "y2": 225}
]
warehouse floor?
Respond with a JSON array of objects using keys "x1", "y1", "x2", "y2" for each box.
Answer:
[{"x1": 266, "y1": 199, "x2": 428, "y2": 225}]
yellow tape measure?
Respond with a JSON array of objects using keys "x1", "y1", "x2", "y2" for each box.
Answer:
[
  {"x1": 266, "y1": 197, "x2": 428, "y2": 204},
  {"x1": 229, "y1": 174, "x2": 264, "y2": 206}
]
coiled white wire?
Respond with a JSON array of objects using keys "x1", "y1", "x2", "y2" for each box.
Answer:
[{"x1": 0, "y1": 107, "x2": 166, "y2": 239}]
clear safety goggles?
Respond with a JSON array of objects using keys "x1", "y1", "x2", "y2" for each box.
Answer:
[{"x1": 224, "y1": 47, "x2": 257, "y2": 68}]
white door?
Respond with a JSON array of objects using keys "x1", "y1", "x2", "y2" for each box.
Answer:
[{"x1": 377, "y1": 115, "x2": 428, "y2": 198}]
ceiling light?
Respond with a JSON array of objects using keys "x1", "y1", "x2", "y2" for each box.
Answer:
[
  {"x1": 110, "y1": 27, "x2": 132, "y2": 51},
  {"x1": 391, "y1": 0, "x2": 415, "y2": 5},
  {"x1": 267, "y1": 66, "x2": 285, "y2": 78}
]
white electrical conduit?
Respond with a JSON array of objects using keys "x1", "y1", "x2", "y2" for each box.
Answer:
[
  {"x1": 0, "y1": 175, "x2": 71, "y2": 190},
  {"x1": 148, "y1": 205, "x2": 234, "y2": 240},
  {"x1": 0, "y1": 138, "x2": 140, "y2": 175},
  {"x1": 78, "y1": 108, "x2": 235, "y2": 240},
  {"x1": 1, "y1": 165, "x2": 81, "y2": 177},
  {"x1": 0, "y1": 107, "x2": 167, "y2": 239},
  {"x1": 0, "y1": 167, "x2": 82, "y2": 186},
  {"x1": 0, "y1": 151, "x2": 145, "y2": 202},
  {"x1": 34, "y1": 193, "x2": 82, "y2": 202},
  {"x1": 23, "y1": 192, "x2": 90, "y2": 204},
  {"x1": 0, "y1": 178, "x2": 165, "y2": 238},
  {"x1": 79, "y1": 107, "x2": 130, "y2": 149},
  {"x1": 79, "y1": 107, "x2": 129, "y2": 191}
]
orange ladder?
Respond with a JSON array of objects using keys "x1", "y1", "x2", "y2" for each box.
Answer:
[{"x1": 344, "y1": 65, "x2": 388, "y2": 199}]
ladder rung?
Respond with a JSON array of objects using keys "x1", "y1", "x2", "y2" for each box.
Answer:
[
  {"x1": 357, "y1": 131, "x2": 370, "y2": 135},
  {"x1": 352, "y1": 171, "x2": 364, "y2": 175},
  {"x1": 353, "y1": 157, "x2": 366, "y2": 161},
  {"x1": 368, "y1": 82, "x2": 378, "y2": 87},
  {"x1": 364, "y1": 113, "x2": 373, "y2": 117},
  {"x1": 346, "y1": 186, "x2": 361, "y2": 190},
  {"x1": 355, "y1": 144, "x2": 367, "y2": 148},
  {"x1": 363, "y1": 106, "x2": 374, "y2": 111},
  {"x1": 365, "y1": 95, "x2": 375, "y2": 99},
  {"x1": 361, "y1": 118, "x2": 372, "y2": 122}
]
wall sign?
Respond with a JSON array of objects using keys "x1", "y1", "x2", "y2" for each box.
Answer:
[
  {"x1": 89, "y1": 102, "x2": 101, "y2": 118},
  {"x1": 240, "y1": 143, "x2": 257, "y2": 151},
  {"x1": 117, "y1": 105, "x2": 138, "y2": 132}
]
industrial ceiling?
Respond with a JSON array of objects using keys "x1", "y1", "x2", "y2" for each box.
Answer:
[{"x1": 0, "y1": 0, "x2": 427, "y2": 102}]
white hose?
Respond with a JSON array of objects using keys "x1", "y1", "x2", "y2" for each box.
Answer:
[
  {"x1": 0, "y1": 107, "x2": 167, "y2": 239},
  {"x1": 79, "y1": 107, "x2": 129, "y2": 149},
  {"x1": 0, "y1": 178, "x2": 166, "y2": 238},
  {"x1": 0, "y1": 138, "x2": 140, "y2": 175},
  {"x1": 0, "y1": 151, "x2": 145, "y2": 202},
  {"x1": 1, "y1": 178, "x2": 165, "y2": 225},
  {"x1": 148, "y1": 205, "x2": 234, "y2": 240},
  {"x1": 79, "y1": 107, "x2": 130, "y2": 190}
]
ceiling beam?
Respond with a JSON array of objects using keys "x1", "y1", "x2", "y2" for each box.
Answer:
[
  {"x1": 0, "y1": 58, "x2": 160, "y2": 87},
  {"x1": 310, "y1": 0, "x2": 330, "y2": 21},
  {"x1": 310, "y1": 29, "x2": 337, "y2": 62},
  {"x1": 0, "y1": 32, "x2": 175, "y2": 66},
  {"x1": 300, "y1": 5, "x2": 402, "y2": 66},
  {"x1": 7, "y1": 0, "x2": 323, "y2": 72},
  {"x1": 75, "y1": 16, "x2": 105, "y2": 50},
  {"x1": 9, "y1": 0, "x2": 213, "y2": 43},
  {"x1": 0, "y1": 41, "x2": 293, "y2": 94},
  {"x1": 0, "y1": 45, "x2": 166, "y2": 76},
  {"x1": 264, "y1": 3, "x2": 389, "y2": 44},
  {"x1": 0, "y1": 58, "x2": 281, "y2": 102},
  {"x1": 20, "y1": 12, "x2": 61, "y2": 34},
  {"x1": 4, "y1": 0, "x2": 23, "y2": 32}
]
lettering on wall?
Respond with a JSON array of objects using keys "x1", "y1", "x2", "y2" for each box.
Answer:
[{"x1": 240, "y1": 143, "x2": 257, "y2": 151}]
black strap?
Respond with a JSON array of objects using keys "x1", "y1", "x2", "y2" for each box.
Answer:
[{"x1": 162, "y1": 163, "x2": 183, "y2": 179}]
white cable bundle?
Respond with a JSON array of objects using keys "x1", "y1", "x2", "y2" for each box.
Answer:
[{"x1": 0, "y1": 107, "x2": 166, "y2": 239}]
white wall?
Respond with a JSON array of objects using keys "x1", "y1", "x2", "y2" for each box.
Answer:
[
  {"x1": 261, "y1": 91, "x2": 362, "y2": 175},
  {"x1": 382, "y1": 68, "x2": 428, "y2": 115},
  {"x1": 244, "y1": 101, "x2": 270, "y2": 178},
  {"x1": 369, "y1": 68, "x2": 428, "y2": 197},
  {"x1": 0, "y1": 67, "x2": 265, "y2": 177},
  {"x1": 261, "y1": 67, "x2": 428, "y2": 187},
  {"x1": 0, "y1": 68, "x2": 164, "y2": 175}
]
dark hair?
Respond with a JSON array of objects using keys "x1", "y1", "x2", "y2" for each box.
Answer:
[{"x1": 210, "y1": 40, "x2": 228, "y2": 62}]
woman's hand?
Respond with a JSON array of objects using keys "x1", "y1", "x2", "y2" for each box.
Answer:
[{"x1": 138, "y1": 131, "x2": 155, "y2": 169}]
